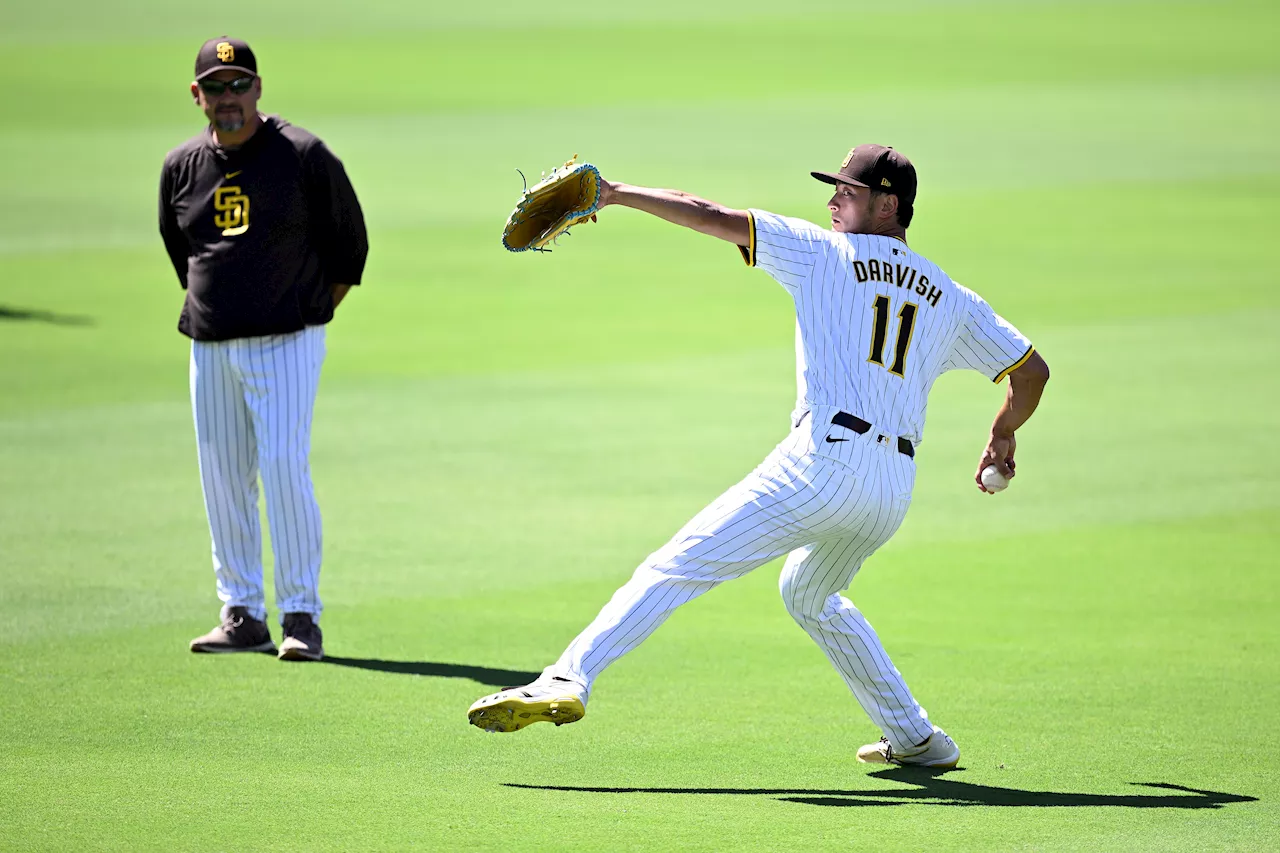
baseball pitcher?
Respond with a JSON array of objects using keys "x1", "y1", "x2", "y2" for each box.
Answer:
[{"x1": 470, "y1": 145, "x2": 1050, "y2": 768}]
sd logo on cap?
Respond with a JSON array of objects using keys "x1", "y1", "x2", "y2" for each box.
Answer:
[{"x1": 195, "y1": 36, "x2": 258, "y2": 80}]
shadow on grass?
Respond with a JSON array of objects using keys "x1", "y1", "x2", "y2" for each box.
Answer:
[
  {"x1": 320, "y1": 656, "x2": 538, "y2": 687},
  {"x1": 506, "y1": 767, "x2": 1258, "y2": 810},
  {"x1": 0, "y1": 305, "x2": 93, "y2": 326}
]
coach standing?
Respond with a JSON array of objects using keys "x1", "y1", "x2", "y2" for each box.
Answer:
[{"x1": 159, "y1": 37, "x2": 368, "y2": 661}]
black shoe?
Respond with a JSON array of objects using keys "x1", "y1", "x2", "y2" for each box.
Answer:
[
  {"x1": 278, "y1": 612, "x2": 324, "y2": 661},
  {"x1": 189, "y1": 606, "x2": 275, "y2": 654}
]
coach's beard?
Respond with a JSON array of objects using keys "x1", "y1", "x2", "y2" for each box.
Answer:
[{"x1": 214, "y1": 108, "x2": 245, "y2": 132}]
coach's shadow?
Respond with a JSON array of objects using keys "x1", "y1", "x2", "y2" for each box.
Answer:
[
  {"x1": 319, "y1": 656, "x2": 537, "y2": 687},
  {"x1": 0, "y1": 305, "x2": 93, "y2": 326},
  {"x1": 507, "y1": 767, "x2": 1258, "y2": 810}
]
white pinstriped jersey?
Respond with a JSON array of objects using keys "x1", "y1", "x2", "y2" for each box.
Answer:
[{"x1": 742, "y1": 210, "x2": 1035, "y2": 444}]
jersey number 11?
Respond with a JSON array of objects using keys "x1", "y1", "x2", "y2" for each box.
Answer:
[{"x1": 868, "y1": 295, "x2": 917, "y2": 377}]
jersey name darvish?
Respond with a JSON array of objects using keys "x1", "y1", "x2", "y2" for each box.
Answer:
[{"x1": 742, "y1": 210, "x2": 1035, "y2": 444}]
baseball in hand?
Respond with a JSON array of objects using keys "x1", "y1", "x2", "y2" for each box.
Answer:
[{"x1": 980, "y1": 465, "x2": 1009, "y2": 493}]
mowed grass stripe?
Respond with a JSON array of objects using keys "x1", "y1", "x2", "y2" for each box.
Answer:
[
  {"x1": 2, "y1": 2, "x2": 1276, "y2": 129},
  {"x1": 2, "y1": 79, "x2": 1277, "y2": 251},
  {"x1": 1, "y1": 308, "x2": 1276, "y2": 649},
  {"x1": 1, "y1": 171, "x2": 1277, "y2": 418},
  {"x1": 0, "y1": 510, "x2": 1274, "y2": 850}
]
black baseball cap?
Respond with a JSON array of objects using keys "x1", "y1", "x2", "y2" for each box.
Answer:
[
  {"x1": 194, "y1": 37, "x2": 258, "y2": 80},
  {"x1": 812, "y1": 144, "x2": 917, "y2": 208}
]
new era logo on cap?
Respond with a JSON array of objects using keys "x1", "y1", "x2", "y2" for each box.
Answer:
[{"x1": 881, "y1": 178, "x2": 892, "y2": 187}]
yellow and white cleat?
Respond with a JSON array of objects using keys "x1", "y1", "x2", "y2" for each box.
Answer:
[
  {"x1": 467, "y1": 678, "x2": 586, "y2": 734},
  {"x1": 857, "y1": 727, "x2": 960, "y2": 769}
]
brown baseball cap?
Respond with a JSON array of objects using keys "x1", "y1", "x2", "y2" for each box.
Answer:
[
  {"x1": 812, "y1": 144, "x2": 917, "y2": 207},
  {"x1": 194, "y1": 37, "x2": 258, "y2": 80}
]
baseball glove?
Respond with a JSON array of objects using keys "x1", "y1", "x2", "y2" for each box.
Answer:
[{"x1": 501, "y1": 154, "x2": 601, "y2": 252}]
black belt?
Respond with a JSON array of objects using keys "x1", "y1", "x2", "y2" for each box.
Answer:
[{"x1": 831, "y1": 411, "x2": 915, "y2": 458}]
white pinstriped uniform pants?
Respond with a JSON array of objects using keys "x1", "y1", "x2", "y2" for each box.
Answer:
[
  {"x1": 550, "y1": 405, "x2": 935, "y2": 749},
  {"x1": 189, "y1": 326, "x2": 326, "y2": 623}
]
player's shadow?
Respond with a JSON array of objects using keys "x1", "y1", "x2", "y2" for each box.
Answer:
[
  {"x1": 507, "y1": 768, "x2": 1258, "y2": 810},
  {"x1": 319, "y1": 656, "x2": 538, "y2": 687},
  {"x1": 0, "y1": 305, "x2": 93, "y2": 326}
]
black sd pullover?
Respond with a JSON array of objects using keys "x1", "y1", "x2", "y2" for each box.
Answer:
[{"x1": 159, "y1": 114, "x2": 368, "y2": 341}]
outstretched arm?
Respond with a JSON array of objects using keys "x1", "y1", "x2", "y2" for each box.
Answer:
[
  {"x1": 975, "y1": 351, "x2": 1050, "y2": 493},
  {"x1": 599, "y1": 179, "x2": 751, "y2": 246}
]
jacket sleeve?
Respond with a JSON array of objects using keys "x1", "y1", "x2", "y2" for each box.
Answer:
[
  {"x1": 304, "y1": 140, "x2": 369, "y2": 286},
  {"x1": 158, "y1": 160, "x2": 191, "y2": 290}
]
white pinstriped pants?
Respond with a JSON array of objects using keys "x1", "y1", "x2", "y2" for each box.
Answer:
[
  {"x1": 189, "y1": 326, "x2": 326, "y2": 623},
  {"x1": 550, "y1": 405, "x2": 935, "y2": 749}
]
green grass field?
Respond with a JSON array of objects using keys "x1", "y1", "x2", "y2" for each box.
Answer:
[{"x1": 2, "y1": 1, "x2": 1278, "y2": 849}]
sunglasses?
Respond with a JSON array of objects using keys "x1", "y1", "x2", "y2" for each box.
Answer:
[{"x1": 198, "y1": 76, "x2": 256, "y2": 96}]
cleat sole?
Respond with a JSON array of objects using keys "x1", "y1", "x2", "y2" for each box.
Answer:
[{"x1": 467, "y1": 694, "x2": 585, "y2": 734}]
